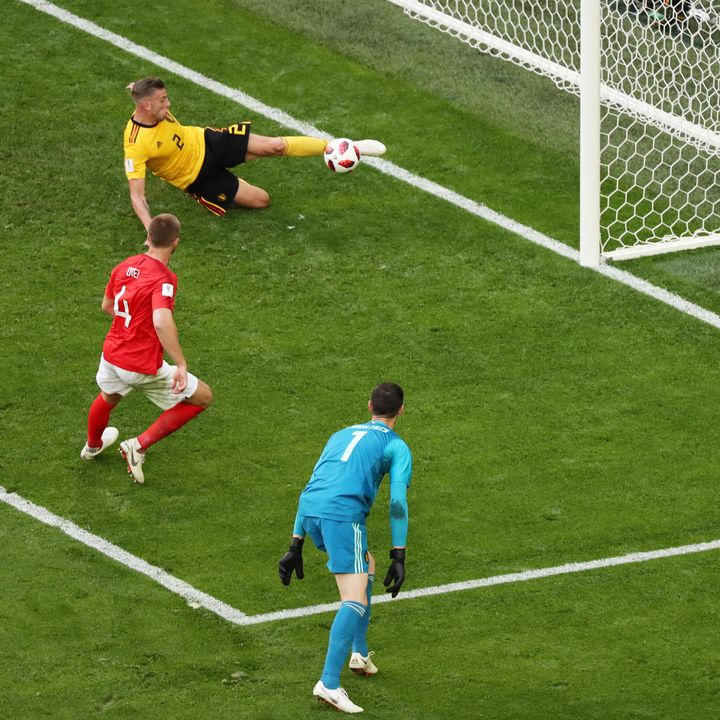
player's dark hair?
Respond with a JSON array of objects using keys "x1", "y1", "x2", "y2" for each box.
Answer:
[
  {"x1": 370, "y1": 382, "x2": 404, "y2": 418},
  {"x1": 130, "y1": 76, "x2": 166, "y2": 102},
  {"x1": 148, "y1": 214, "x2": 181, "y2": 248}
]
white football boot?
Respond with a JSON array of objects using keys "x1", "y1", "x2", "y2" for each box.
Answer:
[
  {"x1": 313, "y1": 681, "x2": 363, "y2": 714},
  {"x1": 80, "y1": 427, "x2": 119, "y2": 460},
  {"x1": 353, "y1": 139, "x2": 386, "y2": 157},
  {"x1": 349, "y1": 651, "x2": 378, "y2": 676},
  {"x1": 119, "y1": 437, "x2": 145, "y2": 485}
]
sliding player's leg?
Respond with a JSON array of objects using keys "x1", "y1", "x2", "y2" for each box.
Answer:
[
  {"x1": 246, "y1": 133, "x2": 326, "y2": 159},
  {"x1": 233, "y1": 178, "x2": 270, "y2": 208},
  {"x1": 247, "y1": 134, "x2": 386, "y2": 160}
]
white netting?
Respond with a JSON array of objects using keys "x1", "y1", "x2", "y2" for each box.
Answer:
[{"x1": 390, "y1": 0, "x2": 720, "y2": 257}]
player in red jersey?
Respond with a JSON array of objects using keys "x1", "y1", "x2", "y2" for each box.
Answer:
[{"x1": 80, "y1": 213, "x2": 212, "y2": 484}]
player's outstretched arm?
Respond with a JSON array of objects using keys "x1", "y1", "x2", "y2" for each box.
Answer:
[
  {"x1": 279, "y1": 536, "x2": 305, "y2": 585},
  {"x1": 128, "y1": 178, "x2": 152, "y2": 231}
]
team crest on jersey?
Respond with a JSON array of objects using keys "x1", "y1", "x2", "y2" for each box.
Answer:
[
  {"x1": 161, "y1": 283, "x2": 174, "y2": 298},
  {"x1": 157, "y1": 141, "x2": 163, "y2": 148}
]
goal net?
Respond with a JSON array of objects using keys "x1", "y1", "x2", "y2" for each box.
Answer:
[{"x1": 388, "y1": 0, "x2": 720, "y2": 263}]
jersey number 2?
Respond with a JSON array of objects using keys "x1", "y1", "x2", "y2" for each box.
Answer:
[
  {"x1": 114, "y1": 286, "x2": 132, "y2": 328},
  {"x1": 340, "y1": 431, "x2": 367, "y2": 462}
]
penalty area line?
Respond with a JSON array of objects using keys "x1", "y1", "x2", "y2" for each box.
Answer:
[
  {"x1": 241, "y1": 538, "x2": 720, "y2": 625},
  {"x1": 16, "y1": 0, "x2": 720, "y2": 333},
  {"x1": 3, "y1": 484, "x2": 719, "y2": 627},
  {"x1": 0, "y1": 485, "x2": 248, "y2": 625}
]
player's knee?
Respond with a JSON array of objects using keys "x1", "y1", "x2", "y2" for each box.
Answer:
[
  {"x1": 235, "y1": 184, "x2": 270, "y2": 209},
  {"x1": 247, "y1": 134, "x2": 286, "y2": 158},
  {"x1": 269, "y1": 136, "x2": 288, "y2": 156},
  {"x1": 192, "y1": 381, "x2": 213, "y2": 408},
  {"x1": 254, "y1": 189, "x2": 270, "y2": 208},
  {"x1": 101, "y1": 391, "x2": 123, "y2": 406},
  {"x1": 261, "y1": 137, "x2": 287, "y2": 157},
  {"x1": 201, "y1": 384, "x2": 213, "y2": 408}
]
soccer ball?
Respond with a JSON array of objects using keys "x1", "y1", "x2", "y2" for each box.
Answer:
[{"x1": 324, "y1": 138, "x2": 360, "y2": 174}]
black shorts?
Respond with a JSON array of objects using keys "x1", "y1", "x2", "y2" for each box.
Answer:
[{"x1": 186, "y1": 122, "x2": 252, "y2": 216}]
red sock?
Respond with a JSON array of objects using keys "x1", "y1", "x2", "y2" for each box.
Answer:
[
  {"x1": 87, "y1": 394, "x2": 115, "y2": 448},
  {"x1": 137, "y1": 403, "x2": 205, "y2": 450}
]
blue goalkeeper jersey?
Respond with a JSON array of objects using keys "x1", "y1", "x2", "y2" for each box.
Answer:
[{"x1": 297, "y1": 420, "x2": 412, "y2": 524}]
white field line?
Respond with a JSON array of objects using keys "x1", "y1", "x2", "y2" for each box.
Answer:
[
  {"x1": 242, "y1": 538, "x2": 720, "y2": 624},
  {"x1": 0, "y1": 486, "x2": 247, "y2": 624},
  {"x1": 17, "y1": 0, "x2": 720, "y2": 333},
  {"x1": 3, "y1": 485, "x2": 720, "y2": 626}
]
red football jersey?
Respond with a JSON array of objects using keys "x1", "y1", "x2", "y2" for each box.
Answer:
[{"x1": 102, "y1": 254, "x2": 177, "y2": 374}]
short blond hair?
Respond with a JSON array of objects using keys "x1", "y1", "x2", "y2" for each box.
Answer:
[{"x1": 130, "y1": 76, "x2": 165, "y2": 103}]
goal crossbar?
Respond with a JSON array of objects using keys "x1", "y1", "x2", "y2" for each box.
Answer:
[{"x1": 387, "y1": 0, "x2": 720, "y2": 153}]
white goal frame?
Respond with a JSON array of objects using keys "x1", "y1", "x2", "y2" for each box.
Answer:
[{"x1": 387, "y1": 0, "x2": 720, "y2": 265}]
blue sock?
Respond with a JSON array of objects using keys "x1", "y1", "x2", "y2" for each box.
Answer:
[
  {"x1": 352, "y1": 574, "x2": 374, "y2": 656},
  {"x1": 320, "y1": 601, "x2": 366, "y2": 689}
]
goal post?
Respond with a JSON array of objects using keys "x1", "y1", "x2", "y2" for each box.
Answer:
[
  {"x1": 386, "y1": 0, "x2": 720, "y2": 265},
  {"x1": 580, "y1": 0, "x2": 601, "y2": 266}
]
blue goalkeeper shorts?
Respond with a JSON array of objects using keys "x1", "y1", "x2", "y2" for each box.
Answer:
[{"x1": 300, "y1": 517, "x2": 369, "y2": 574}]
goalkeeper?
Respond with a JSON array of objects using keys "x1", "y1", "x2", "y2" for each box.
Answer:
[{"x1": 279, "y1": 382, "x2": 412, "y2": 715}]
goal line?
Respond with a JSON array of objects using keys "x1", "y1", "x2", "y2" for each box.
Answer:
[{"x1": 3, "y1": 485, "x2": 719, "y2": 628}]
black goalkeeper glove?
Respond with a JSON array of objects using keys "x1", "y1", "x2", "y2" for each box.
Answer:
[
  {"x1": 383, "y1": 548, "x2": 406, "y2": 598},
  {"x1": 279, "y1": 537, "x2": 305, "y2": 586}
]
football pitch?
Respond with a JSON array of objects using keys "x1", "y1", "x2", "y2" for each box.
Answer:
[{"x1": 3, "y1": 1, "x2": 720, "y2": 718}]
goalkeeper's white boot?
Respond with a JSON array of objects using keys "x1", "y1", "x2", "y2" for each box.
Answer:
[
  {"x1": 349, "y1": 651, "x2": 378, "y2": 676},
  {"x1": 313, "y1": 681, "x2": 364, "y2": 714},
  {"x1": 80, "y1": 427, "x2": 119, "y2": 460},
  {"x1": 354, "y1": 139, "x2": 386, "y2": 157}
]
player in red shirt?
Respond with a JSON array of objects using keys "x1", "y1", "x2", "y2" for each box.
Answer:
[{"x1": 81, "y1": 214, "x2": 212, "y2": 484}]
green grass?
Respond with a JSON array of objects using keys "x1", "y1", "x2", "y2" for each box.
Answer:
[
  {"x1": 4, "y1": 504, "x2": 720, "y2": 720},
  {"x1": 3, "y1": 0, "x2": 720, "y2": 717}
]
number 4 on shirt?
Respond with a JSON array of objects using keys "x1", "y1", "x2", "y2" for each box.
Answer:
[{"x1": 114, "y1": 286, "x2": 132, "y2": 328}]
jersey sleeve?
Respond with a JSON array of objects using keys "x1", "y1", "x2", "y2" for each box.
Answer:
[
  {"x1": 151, "y1": 277, "x2": 176, "y2": 312},
  {"x1": 292, "y1": 507, "x2": 306, "y2": 537},
  {"x1": 389, "y1": 480, "x2": 409, "y2": 547},
  {"x1": 386, "y1": 437, "x2": 412, "y2": 547},
  {"x1": 386, "y1": 438, "x2": 412, "y2": 487},
  {"x1": 123, "y1": 140, "x2": 147, "y2": 180}
]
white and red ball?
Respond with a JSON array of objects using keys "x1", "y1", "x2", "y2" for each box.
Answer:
[{"x1": 324, "y1": 138, "x2": 360, "y2": 174}]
